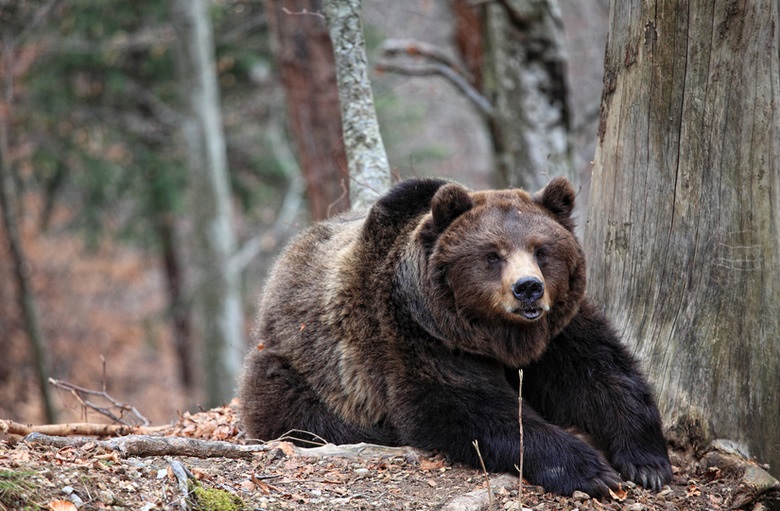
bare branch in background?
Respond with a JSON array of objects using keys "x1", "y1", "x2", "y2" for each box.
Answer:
[
  {"x1": 49, "y1": 375, "x2": 149, "y2": 427},
  {"x1": 375, "y1": 39, "x2": 494, "y2": 120}
]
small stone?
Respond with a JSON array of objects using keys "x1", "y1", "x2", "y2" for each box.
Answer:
[
  {"x1": 98, "y1": 490, "x2": 114, "y2": 504},
  {"x1": 354, "y1": 468, "x2": 370, "y2": 476},
  {"x1": 627, "y1": 503, "x2": 644, "y2": 511},
  {"x1": 571, "y1": 490, "x2": 590, "y2": 501}
]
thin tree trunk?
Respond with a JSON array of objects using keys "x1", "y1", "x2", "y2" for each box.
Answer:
[
  {"x1": 170, "y1": 0, "x2": 245, "y2": 407},
  {"x1": 483, "y1": 0, "x2": 573, "y2": 191},
  {"x1": 586, "y1": 0, "x2": 780, "y2": 475},
  {"x1": 267, "y1": 0, "x2": 349, "y2": 220},
  {"x1": 0, "y1": 34, "x2": 56, "y2": 423},
  {"x1": 156, "y1": 215, "x2": 193, "y2": 390},
  {"x1": 323, "y1": 0, "x2": 390, "y2": 210}
]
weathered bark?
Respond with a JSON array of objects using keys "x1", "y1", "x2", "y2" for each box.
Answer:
[
  {"x1": 0, "y1": 34, "x2": 56, "y2": 423},
  {"x1": 170, "y1": 0, "x2": 245, "y2": 406},
  {"x1": 267, "y1": 0, "x2": 349, "y2": 220},
  {"x1": 586, "y1": 0, "x2": 780, "y2": 476},
  {"x1": 483, "y1": 0, "x2": 573, "y2": 190},
  {"x1": 323, "y1": 0, "x2": 390, "y2": 210}
]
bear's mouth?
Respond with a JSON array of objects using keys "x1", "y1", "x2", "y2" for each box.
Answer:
[{"x1": 516, "y1": 306, "x2": 544, "y2": 321}]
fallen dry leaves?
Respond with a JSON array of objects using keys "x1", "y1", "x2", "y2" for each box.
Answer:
[{"x1": 0, "y1": 403, "x2": 778, "y2": 511}]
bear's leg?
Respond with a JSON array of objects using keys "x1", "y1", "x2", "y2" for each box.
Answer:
[
  {"x1": 522, "y1": 302, "x2": 673, "y2": 490},
  {"x1": 239, "y1": 350, "x2": 397, "y2": 446},
  {"x1": 392, "y1": 359, "x2": 621, "y2": 496}
]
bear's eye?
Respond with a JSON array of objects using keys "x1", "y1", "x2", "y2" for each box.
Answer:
[
  {"x1": 535, "y1": 247, "x2": 547, "y2": 262},
  {"x1": 487, "y1": 252, "x2": 502, "y2": 264}
]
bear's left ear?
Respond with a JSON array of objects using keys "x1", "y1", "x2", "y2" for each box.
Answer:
[
  {"x1": 532, "y1": 177, "x2": 576, "y2": 231},
  {"x1": 431, "y1": 183, "x2": 474, "y2": 234}
]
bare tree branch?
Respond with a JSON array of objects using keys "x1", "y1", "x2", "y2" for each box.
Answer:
[
  {"x1": 0, "y1": 419, "x2": 165, "y2": 437},
  {"x1": 379, "y1": 38, "x2": 469, "y2": 76},
  {"x1": 21, "y1": 433, "x2": 425, "y2": 462},
  {"x1": 376, "y1": 38, "x2": 494, "y2": 119},
  {"x1": 375, "y1": 59, "x2": 494, "y2": 120},
  {"x1": 49, "y1": 375, "x2": 149, "y2": 427}
]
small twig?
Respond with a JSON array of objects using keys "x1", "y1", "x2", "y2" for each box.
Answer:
[
  {"x1": 472, "y1": 440, "x2": 495, "y2": 511},
  {"x1": 100, "y1": 356, "x2": 107, "y2": 394},
  {"x1": 277, "y1": 429, "x2": 329, "y2": 447},
  {"x1": 518, "y1": 369, "x2": 524, "y2": 507},
  {"x1": 49, "y1": 377, "x2": 149, "y2": 426},
  {"x1": 281, "y1": 7, "x2": 325, "y2": 20},
  {"x1": 326, "y1": 178, "x2": 349, "y2": 218}
]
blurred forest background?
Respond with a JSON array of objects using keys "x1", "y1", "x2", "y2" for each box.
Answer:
[{"x1": 0, "y1": 0, "x2": 610, "y2": 425}]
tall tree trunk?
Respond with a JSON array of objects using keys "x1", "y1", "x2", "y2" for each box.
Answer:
[
  {"x1": 483, "y1": 0, "x2": 573, "y2": 190},
  {"x1": 267, "y1": 0, "x2": 349, "y2": 220},
  {"x1": 171, "y1": 0, "x2": 245, "y2": 407},
  {"x1": 323, "y1": 0, "x2": 390, "y2": 210},
  {"x1": 0, "y1": 34, "x2": 57, "y2": 423},
  {"x1": 586, "y1": 0, "x2": 780, "y2": 475}
]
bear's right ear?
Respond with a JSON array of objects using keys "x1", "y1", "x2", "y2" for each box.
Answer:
[
  {"x1": 431, "y1": 183, "x2": 473, "y2": 234},
  {"x1": 532, "y1": 177, "x2": 576, "y2": 231}
]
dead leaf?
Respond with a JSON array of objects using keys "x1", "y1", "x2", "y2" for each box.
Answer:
[
  {"x1": 276, "y1": 441, "x2": 297, "y2": 456},
  {"x1": 708, "y1": 494, "x2": 722, "y2": 508},
  {"x1": 191, "y1": 467, "x2": 210, "y2": 480},
  {"x1": 609, "y1": 484, "x2": 627, "y2": 501},
  {"x1": 252, "y1": 477, "x2": 272, "y2": 494},
  {"x1": 419, "y1": 457, "x2": 446, "y2": 471},
  {"x1": 686, "y1": 483, "x2": 702, "y2": 498},
  {"x1": 47, "y1": 501, "x2": 77, "y2": 511},
  {"x1": 95, "y1": 451, "x2": 121, "y2": 463}
]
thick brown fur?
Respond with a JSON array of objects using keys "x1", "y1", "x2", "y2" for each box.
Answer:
[{"x1": 239, "y1": 177, "x2": 672, "y2": 496}]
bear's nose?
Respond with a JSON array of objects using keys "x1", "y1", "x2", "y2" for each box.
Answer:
[{"x1": 512, "y1": 277, "x2": 544, "y2": 302}]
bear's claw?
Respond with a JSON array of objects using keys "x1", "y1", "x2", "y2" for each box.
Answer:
[{"x1": 614, "y1": 457, "x2": 673, "y2": 492}]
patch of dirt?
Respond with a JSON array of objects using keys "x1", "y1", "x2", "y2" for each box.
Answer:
[{"x1": 1, "y1": 404, "x2": 778, "y2": 511}]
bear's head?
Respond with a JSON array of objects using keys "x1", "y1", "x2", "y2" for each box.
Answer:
[{"x1": 412, "y1": 177, "x2": 586, "y2": 366}]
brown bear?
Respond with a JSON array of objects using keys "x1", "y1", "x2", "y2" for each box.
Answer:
[{"x1": 239, "y1": 177, "x2": 672, "y2": 496}]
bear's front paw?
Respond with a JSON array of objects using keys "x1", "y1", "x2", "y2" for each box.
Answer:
[
  {"x1": 529, "y1": 441, "x2": 622, "y2": 497},
  {"x1": 611, "y1": 450, "x2": 673, "y2": 492}
]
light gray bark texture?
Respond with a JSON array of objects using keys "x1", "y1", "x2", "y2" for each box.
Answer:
[
  {"x1": 323, "y1": 0, "x2": 390, "y2": 210},
  {"x1": 586, "y1": 0, "x2": 780, "y2": 475},
  {"x1": 484, "y1": 0, "x2": 573, "y2": 191},
  {"x1": 171, "y1": 0, "x2": 245, "y2": 406}
]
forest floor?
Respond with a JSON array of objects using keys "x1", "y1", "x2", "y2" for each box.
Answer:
[{"x1": 1, "y1": 402, "x2": 778, "y2": 511}]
